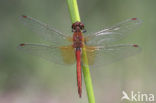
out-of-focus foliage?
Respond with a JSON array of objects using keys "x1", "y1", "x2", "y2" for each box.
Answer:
[{"x1": 0, "y1": 0, "x2": 156, "y2": 103}]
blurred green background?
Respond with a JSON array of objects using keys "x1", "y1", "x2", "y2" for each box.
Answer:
[{"x1": 0, "y1": 0, "x2": 156, "y2": 103}]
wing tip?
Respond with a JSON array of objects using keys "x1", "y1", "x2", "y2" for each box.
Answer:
[
  {"x1": 21, "y1": 15, "x2": 27, "y2": 18},
  {"x1": 19, "y1": 15, "x2": 28, "y2": 21},
  {"x1": 19, "y1": 15, "x2": 27, "y2": 19},
  {"x1": 131, "y1": 17, "x2": 142, "y2": 24},
  {"x1": 132, "y1": 44, "x2": 142, "y2": 52},
  {"x1": 19, "y1": 43, "x2": 25, "y2": 47},
  {"x1": 131, "y1": 18, "x2": 137, "y2": 20},
  {"x1": 133, "y1": 44, "x2": 139, "y2": 47},
  {"x1": 17, "y1": 43, "x2": 26, "y2": 50}
]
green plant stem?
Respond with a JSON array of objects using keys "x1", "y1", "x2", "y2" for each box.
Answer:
[
  {"x1": 82, "y1": 46, "x2": 96, "y2": 103},
  {"x1": 67, "y1": 0, "x2": 80, "y2": 23},
  {"x1": 67, "y1": 0, "x2": 95, "y2": 103}
]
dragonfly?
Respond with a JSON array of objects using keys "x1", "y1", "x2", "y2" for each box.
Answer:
[{"x1": 19, "y1": 15, "x2": 141, "y2": 98}]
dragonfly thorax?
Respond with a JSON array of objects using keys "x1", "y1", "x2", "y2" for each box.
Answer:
[
  {"x1": 72, "y1": 22, "x2": 86, "y2": 48},
  {"x1": 73, "y1": 32, "x2": 83, "y2": 48}
]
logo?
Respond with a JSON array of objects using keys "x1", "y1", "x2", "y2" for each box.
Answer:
[{"x1": 121, "y1": 91, "x2": 155, "y2": 102}]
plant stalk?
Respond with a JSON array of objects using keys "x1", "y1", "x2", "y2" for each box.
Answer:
[{"x1": 66, "y1": 0, "x2": 96, "y2": 103}]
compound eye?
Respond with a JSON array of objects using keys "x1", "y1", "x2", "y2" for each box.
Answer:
[
  {"x1": 72, "y1": 23, "x2": 76, "y2": 29},
  {"x1": 80, "y1": 24, "x2": 84, "y2": 29}
]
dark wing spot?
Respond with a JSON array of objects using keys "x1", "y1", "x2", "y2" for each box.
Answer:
[
  {"x1": 22, "y1": 15, "x2": 27, "y2": 18},
  {"x1": 131, "y1": 18, "x2": 137, "y2": 20},
  {"x1": 20, "y1": 43, "x2": 25, "y2": 46},
  {"x1": 133, "y1": 44, "x2": 139, "y2": 47}
]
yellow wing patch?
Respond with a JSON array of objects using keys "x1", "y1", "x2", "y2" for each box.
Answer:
[
  {"x1": 85, "y1": 46, "x2": 97, "y2": 65},
  {"x1": 59, "y1": 45, "x2": 75, "y2": 64}
]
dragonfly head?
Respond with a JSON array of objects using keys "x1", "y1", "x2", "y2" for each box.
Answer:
[{"x1": 72, "y1": 22, "x2": 86, "y2": 33}]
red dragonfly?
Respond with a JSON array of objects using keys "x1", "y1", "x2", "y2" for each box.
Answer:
[{"x1": 19, "y1": 15, "x2": 141, "y2": 98}]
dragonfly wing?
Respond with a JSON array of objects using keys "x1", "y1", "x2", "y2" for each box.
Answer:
[
  {"x1": 20, "y1": 15, "x2": 71, "y2": 46},
  {"x1": 18, "y1": 43, "x2": 76, "y2": 65},
  {"x1": 83, "y1": 44, "x2": 141, "y2": 68},
  {"x1": 86, "y1": 18, "x2": 142, "y2": 46}
]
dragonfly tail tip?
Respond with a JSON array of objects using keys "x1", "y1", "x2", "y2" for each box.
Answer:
[{"x1": 79, "y1": 94, "x2": 82, "y2": 98}]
